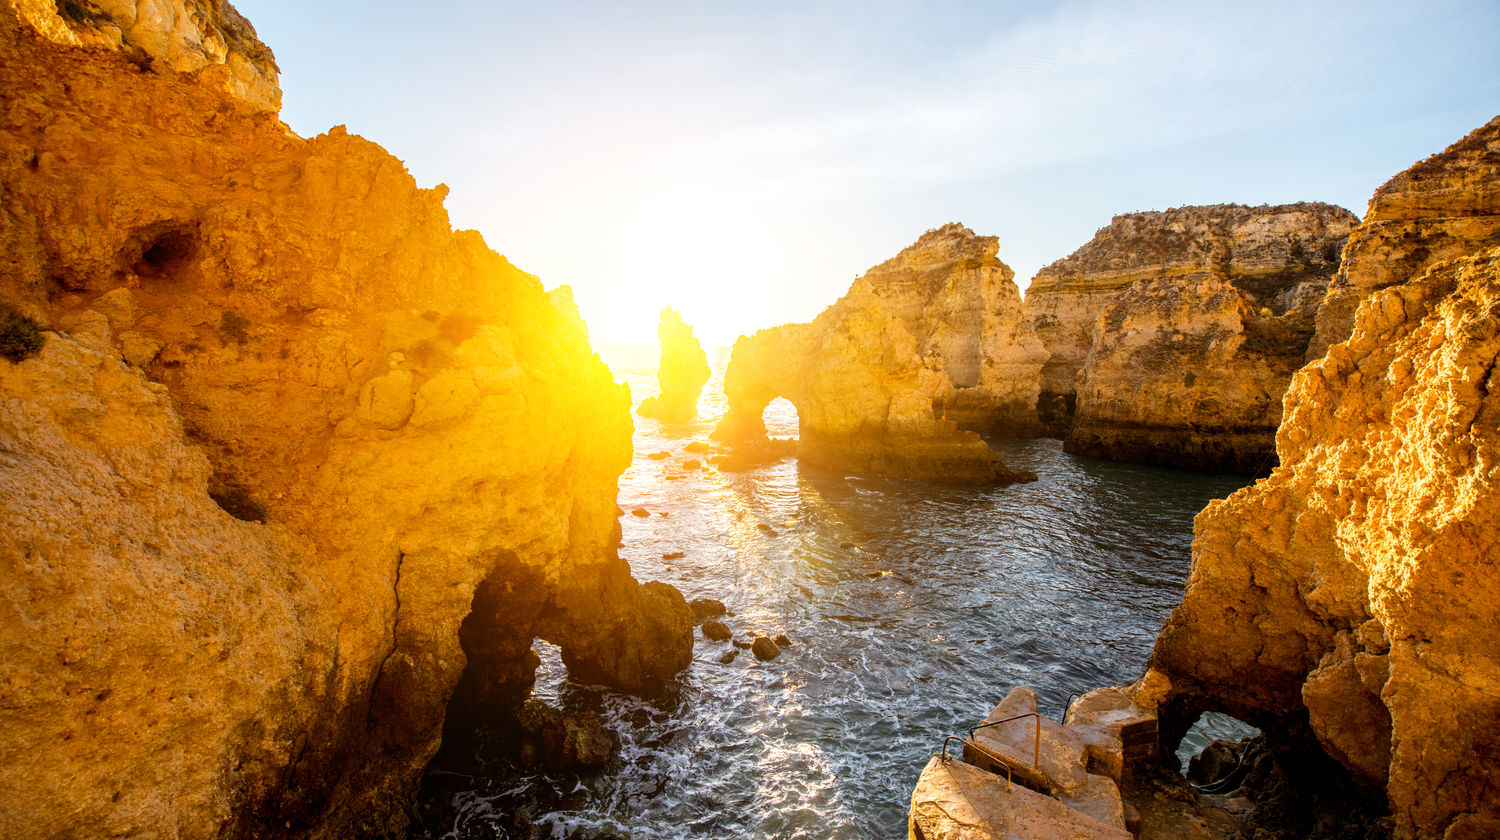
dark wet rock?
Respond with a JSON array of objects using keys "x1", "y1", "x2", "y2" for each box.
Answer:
[
  {"x1": 662, "y1": 551, "x2": 685, "y2": 561},
  {"x1": 732, "y1": 639, "x2": 752, "y2": 650},
  {"x1": 683, "y1": 440, "x2": 711, "y2": 453},
  {"x1": 630, "y1": 507, "x2": 649, "y2": 517},
  {"x1": 689, "y1": 598, "x2": 726, "y2": 624},
  {"x1": 719, "y1": 649, "x2": 739, "y2": 664},
  {"x1": 515, "y1": 699, "x2": 616, "y2": 770},
  {"x1": 756, "y1": 523, "x2": 778, "y2": 536},
  {"x1": 682, "y1": 459, "x2": 702, "y2": 470},
  {"x1": 774, "y1": 634, "x2": 791, "y2": 648},
  {"x1": 701, "y1": 619, "x2": 732, "y2": 641},
  {"x1": 656, "y1": 512, "x2": 668, "y2": 517},
  {"x1": 840, "y1": 541, "x2": 856, "y2": 549},
  {"x1": 751, "y1": 635, "x2": 781, "y2": 661},
  {"x1": 647, "y1": 451, "x2": 671, "y2": 460}
]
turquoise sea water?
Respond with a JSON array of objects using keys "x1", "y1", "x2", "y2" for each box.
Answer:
[{"x1": 414, "y1": 344, "x2": 1253, "y2": 839}]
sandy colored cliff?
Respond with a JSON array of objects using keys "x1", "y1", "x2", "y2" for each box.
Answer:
[
  {"x1": 1148, "y1": 116, "x2": 1500, "y2": 840},
  {"x1": 714, "y1": 223, "x2": 1045, "y2": 483},
  {"x1": 0, "y1": 5, "x2": 691, "y2": 838},
  {"x1": 1025, "y1": 204, "x2": 1356, "y2": 471}
]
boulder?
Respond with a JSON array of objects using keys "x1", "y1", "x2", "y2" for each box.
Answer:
[
  {"x1": 702, "y1": 619, "x2": 732, "y2": 641},
  {"x1": 751, "y1": 635, "x2": 781, "y2": 661}
]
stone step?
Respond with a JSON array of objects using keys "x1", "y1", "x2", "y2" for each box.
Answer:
[
  {"x1": 909, "y1": 754, "x2": 1134, "y2": 840},
  {"x1": 966, "y1": 685, "x2": 1091, "y2": 795}
]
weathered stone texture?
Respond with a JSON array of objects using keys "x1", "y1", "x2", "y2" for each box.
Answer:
[
  {"x1": 1027, "y1": 203, "x2": 1356, "y2": 471},
  {"x1": 637, "y1": 307, "x2": 710, "y2": 423},
  {"x1": 715, "y1": 223, "x2": 1045, "y2": 484},
  {"x1": 0, "y1": 5, "x2": 691, "y2": 838},
  {"x1": 1149, "y1": 116, "x2": 1500, "y2": 839}
]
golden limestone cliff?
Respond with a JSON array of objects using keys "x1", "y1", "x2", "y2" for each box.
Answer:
[
  {"x1": 637, "y1": 307, "x2": 710, "y2": 424},
  {"x1": 0, "y1": 4, "x2": 691, "y2": 838},
  {"x1": 1147, "y1": 117, "x2": 1500, "y2": 839},
  {"x1": 1309, "y1": 115, "x2": 1500, "y2": 360},
  {"x1": 713, "y1": 223, "x2": 1046, "y2": 483},
  {"x1": 1026, "y1": 204, "x2": 1357, "y2": 471}
]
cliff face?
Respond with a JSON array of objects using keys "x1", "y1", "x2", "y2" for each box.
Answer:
[
  {"x1": 1309, "y1": 115, "x2": 1500, "y2": 360},
  {"x1": 1026, "y1": 204, "x2": 1356, "y2": 471},
  {"x1": 0, "y1": 5, "x2": 690, "y2": 838},
  {"x1": 1148, "y1": 118, "x2": 1500, "y2": 840},
  {"x1": 637, "y1": 307, "x2": 710, "y2": 423},
  {"x1": 714, "y1": 223, "x2": 1045, "y2": 483}
]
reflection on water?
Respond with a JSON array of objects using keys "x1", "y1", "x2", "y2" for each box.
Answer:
[{"x1": 414, "y1": 344, "x2": 1254, "y2": 839}]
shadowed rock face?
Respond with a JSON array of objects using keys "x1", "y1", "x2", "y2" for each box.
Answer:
[
  {"x1": 1148, "y1": 117, "x2": 1500, "y2": 840},
  {"x1": 0, "y1": 5, "x2": 691, "y2": 838},
  {"x1": 1025, "y1": 203, "x2": 1357, "y2": 471},
  {"x1": 637, "y1": 307, "x2": 710, "y2": 423},
  {"x1": 714, "y1": 223, "x2": 1045, "y2": 484}
]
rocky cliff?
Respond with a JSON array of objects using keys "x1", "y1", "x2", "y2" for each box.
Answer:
[
  {"x1": 0, "y1": 4, "x2": 691, "y2": 838},
  {"x1": 1147, "y1": 117, "x2": 1500, "y2": 840},
  {"x1": 1309, "y1": 115, "x2": 1500, "y2": 360},
  {"x1": 637, "y1": 307, "x2": 710, "y2": 423},
  {"x1": 713, "y1": 223, "x2": 1045, "y2": 483},
  {"x1": 1026, "y1": 204, "x2": 1357, "y2": 471}
]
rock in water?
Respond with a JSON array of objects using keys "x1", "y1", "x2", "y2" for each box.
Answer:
[
  {"x1": 702, "y1": 619, "x2": 733, "y2": 641},
  {"x1": 714, "y1": 223, "x2": 1044, "y2": 484},
  {"x1": 1025, "y1": 203, "x2": 1358, "y2": 471},
  {"x1": 0, "y1": 6, "x2": 694, "y2": 838},
  {"x1": 637, "y1": 307, "x2": 711, "y2": 423},
  {"x1": 689, "y1": 598, "x2": 727, "y2": 623},
  {"x1": 516, "y1": 700, "x2": 616, "y2": 770},
  {"x1": 1146, "y1": 116, "x2": 1500, "y2": 840},
  {"x1": 751, "y1": 635, "x2": 781, "y2": 661}
]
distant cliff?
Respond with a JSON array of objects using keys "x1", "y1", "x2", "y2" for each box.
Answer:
[
  {"x1": 1026, "y1": 203, "x2": 1357, "y2": 471},
  {"x1": 715, "y1": 223, "x2": 1045, "y2": 483},
  {"x1": 0, "y1": 3, "x2": 690, "y2": 837},
  {"x1": 1148, "y1": 115, "x2": 1500, "y2": 840}
]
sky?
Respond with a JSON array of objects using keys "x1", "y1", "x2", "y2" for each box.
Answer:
[{"x1": 233, "y1": 0, "x2": 1500, "y2": 345}]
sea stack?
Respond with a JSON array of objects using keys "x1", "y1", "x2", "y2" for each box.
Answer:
[
  {"x1": 1025, "y1": 203, "x2": 1358, "y2": 471},
  {"x1": 1146, "y1": 116, "x2": 1500, "y2": 839},
  {"x1": 714, "y1": 223, "x2": 1046, "y2": 484},
  {"x1": 0, "y1": 4, "x2": 692, "y2": 838},
  {"x1": 637, "y1": 307, "x2": 711, "y2": 424}
]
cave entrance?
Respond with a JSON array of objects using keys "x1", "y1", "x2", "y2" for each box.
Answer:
[{"x1": 1176, "y1": 711, "x2": 1261, "y2": 780}]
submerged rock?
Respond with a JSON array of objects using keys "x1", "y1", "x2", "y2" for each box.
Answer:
[
  {"x1": 1148, "y1": 116, "x2": 1500, "y2": 840},
  {"x1": 714, "y1": 224, "x2": 1044, "y2": 484},
  {"x1": 701, "y1": 619, "x2": 732, "y2": 641},
  {"x1": 1027, "y1": 203, "x2": 1357, "y2": 470},
  {"x1": 637, "y1": 308, "x2": 711, "y2": 423}
]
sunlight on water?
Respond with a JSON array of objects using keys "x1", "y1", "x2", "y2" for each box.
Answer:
[{"x1": 414, "y1": 344, "x2": 1254, "y2": 840}]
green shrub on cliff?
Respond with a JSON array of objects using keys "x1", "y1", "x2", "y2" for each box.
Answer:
[{"x1": 0, "y1": 307, "x2": 45, "y2": 362}]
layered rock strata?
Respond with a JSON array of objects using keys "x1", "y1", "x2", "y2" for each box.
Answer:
[
  {"x1": 637, "y1": 307, "x2": 710, "y2": 423},
  {"x1": 1309, "y1": 115, "x2": 1500, "y2": 359},
  {"x1": 1148, "y1": 116, "x2": 1500, "y2": 840},
  {"x1": 0, "y1": 5, "x2": 691, "y2": 839},
  {"x1": 714, "y1": 223, "x2": 1045, "y2": 484},
  {"x1": 1026, "y1": 204, "x2": 1357, "y2": 471}
]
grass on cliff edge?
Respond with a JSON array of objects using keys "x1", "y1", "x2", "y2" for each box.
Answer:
[{"x1": 0, "y1": 307, "x2": 45, "y2": 363}]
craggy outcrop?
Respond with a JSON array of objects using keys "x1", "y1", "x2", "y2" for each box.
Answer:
[
  {"x1": 713, "y1": 224, "x2": 1044, "y2": 483},
  {"x1": 1309, "y1": 115, "x2": 1500, "y2": 360},
  {"x1": 1148, "y1": 117, "x2": 1500, "y2": 840},
  {"x1": 0, "y1": 5, "x2": 691, "y2": 839},
  {"x1": 1028, "y1": 204, "x2": 1356, "y2": 471},
  {"x1": 636, "y1": 307, "x2": 710, "y2": 423}
]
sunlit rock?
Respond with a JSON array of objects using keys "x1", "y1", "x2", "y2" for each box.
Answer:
[
  {"x1": 1025, "y1": 203, "x2": 1357, "y2": 471},
  {"x1": 715, "y1": 223, "x2": 1044, "y2": 484},
  {"x1": 0, "y1": 4, "x2": 691, "y2": 837},
  {"x1": 1148, "y1": 116, "x2": 1500, "y2": 840},
  {"x1": 638, "y1": 307, "x2": 711, "y2": 423}
]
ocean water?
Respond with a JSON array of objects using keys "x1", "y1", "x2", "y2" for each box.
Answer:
[{"x1": 414, "y1": 344, "x2": 1253, "y2": 840}]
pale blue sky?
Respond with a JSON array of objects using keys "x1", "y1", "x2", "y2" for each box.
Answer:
[{"x1": 234, "y1": 0, "x2": 1499, "y2": 344}]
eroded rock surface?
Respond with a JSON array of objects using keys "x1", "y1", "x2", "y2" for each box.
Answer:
[
  {"x1": 714, "y1": 223, "x2": 1044, "y2": 484},
  {"x1": 1309, "y1": 115, "x2": 1500, "y2": 359},
  {"x1": 1026, "y1": 204, "x2": 1356, "y2": 470},
  {"x1": 1148, "y1": 117, "x2": 1500, "y2": 839},
  {"x1": 637, "y1": 307, "x2": 711, "y2": 423},
  {"x1": 0, "y1": 5, "x2": 691, "y2": 838}
]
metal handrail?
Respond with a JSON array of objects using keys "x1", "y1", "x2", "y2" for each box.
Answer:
[
  {"x1": 968, "y1": 711, "x2": 1042, "y2": 770},
  {"x1": 1063, "y1": 692, "x2": 1082, "y2": 721},
  {"x1": 939, "y1": 736, "x2": 1014, "y2": 791}
]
